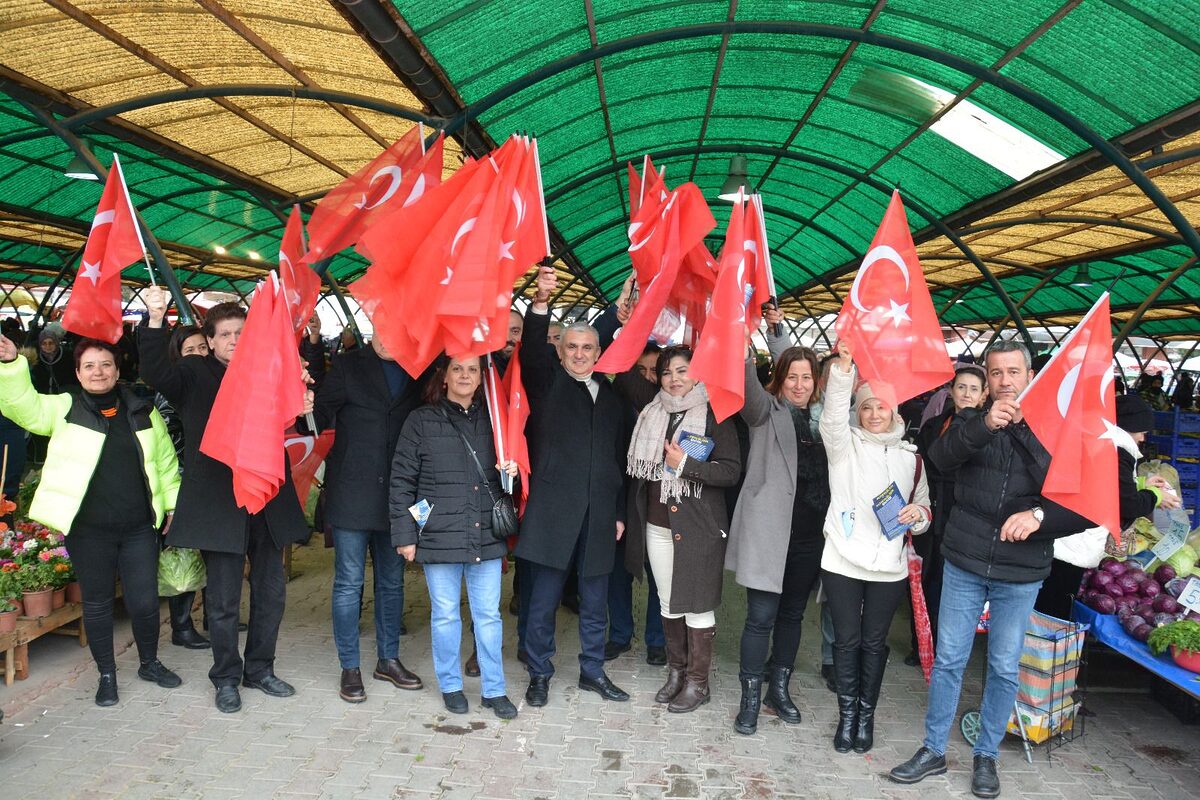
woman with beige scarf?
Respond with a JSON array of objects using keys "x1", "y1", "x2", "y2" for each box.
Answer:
[{"x1": 624, "y1": 346, "x2": 742, "y2": 712}]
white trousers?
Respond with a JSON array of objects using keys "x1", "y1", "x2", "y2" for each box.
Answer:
[{"x1": 645, "y1": 523, "x2": 717, "y2": 628}]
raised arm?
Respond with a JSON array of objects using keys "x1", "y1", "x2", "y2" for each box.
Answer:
[
  {"x1": 740, "y1": 352, "x2": 773, "y2": 427},
  {"x1": 763, "y1": 306, "x2": 792, "y2": 364},
  {"x1": 518, "y1": 267, "x2": 561, "y2": 401},
  {"x1": 138, "y1": 286, "x2": 192, "y2": 403},
  {"x1": 817, "y1": 342, "x2": 855, "y2": 454},
  {"x1": 0, "y1": 349, "x2": 71, "y2": 437}
]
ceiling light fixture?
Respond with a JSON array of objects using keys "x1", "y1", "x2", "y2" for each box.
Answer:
[
  {"x1": 213, "y1": 245, "x2": 227, "y2": 255},
  {"x1": 247, "y1": 251, "x2": 261, "y2": 261},
  {"x1": 718, "y1": 155, "x2": 750, "y2": 202},
  {"x1": 1070, "y1": 264, "x2": 1093, "y2": 288},
  {"x1": 64, "y1": 153, "x2": 99, "y2": 181}
]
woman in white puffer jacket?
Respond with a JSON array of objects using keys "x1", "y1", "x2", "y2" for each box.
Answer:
[{"x1": 819, "y1": 341, "x2": 930, "y2": 756}]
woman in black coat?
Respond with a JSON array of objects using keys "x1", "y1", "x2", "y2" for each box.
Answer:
[
  {"x1": 390, "y1": 355, "x2": 519, "y2": 720},
  {"x1": 624, "y1": 346, "x2": 741, "y2": 713}
]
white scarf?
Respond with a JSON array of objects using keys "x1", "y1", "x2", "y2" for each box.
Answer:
[{"x1": 627, "y1": 383, "x2": 710, "y2": 503}]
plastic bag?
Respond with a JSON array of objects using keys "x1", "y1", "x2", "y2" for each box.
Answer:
[{"x1": 157, "y1": 547, "x2": 206, "y2": 596}]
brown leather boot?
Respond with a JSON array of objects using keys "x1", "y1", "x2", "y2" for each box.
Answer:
[
  {"x1": 654, "y1": 616, "x2": 688, "y2": 704},
  {"x1": 668, "y1": 625, "x2": 715, "y2": 713}
]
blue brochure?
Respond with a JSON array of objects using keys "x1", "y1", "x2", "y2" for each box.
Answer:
[{"x1": 872, "y1": 482, "x2": 909, "y2": 541}]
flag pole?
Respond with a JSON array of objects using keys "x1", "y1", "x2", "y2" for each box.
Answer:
[
  {"x1": 751, "y1": 193, "x2": 783, "y2": 338},
  {"x1": 485, "y1": 354, "x2": 512, "y2": 494}
]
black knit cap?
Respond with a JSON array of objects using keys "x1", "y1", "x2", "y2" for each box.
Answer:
[{"x1": 1116, "y1": 393, "x2": 1154, "y2": 434}]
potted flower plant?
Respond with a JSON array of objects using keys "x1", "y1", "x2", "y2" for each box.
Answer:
[
  {"x1": 0, "y1": 569, "x2": 19, "y2": 633},
  {"x1": 1147, "y1": 619, "x2": 1200, "y2": 673},
  {"x1": 17, "y1": 560, "x2": 56, "y2": 618}
]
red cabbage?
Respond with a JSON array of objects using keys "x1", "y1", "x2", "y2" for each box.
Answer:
[
  {"x1": 1092, "y1": 571, "x2": 1115, "y2": 590},
  {"x1": 1152, "y1": 612, "x2": 1178, "y2": 628},
  {"x1": 1141, "y1": 579, "x2": 1162, "y2": 599},
  {"x1": 1105, "y1": 583, "x2": 1126, "y2": 598},
  {"x1": 1121, "y1": 614, "x2": 1144, "y2": 635},
  {"x1": 1186, "y1": 611, "x2": 1200, "y2": 623},
  {"x1": 1099, "y1": 556, "x2": 1121, "y2": 571},
  {"x1": 1138, "y1": 609, "x2": 1157, "y2": 625},
  {"x1": 1102, "y1": 559, "x2": 1129, "y2": 577},
  {"x1": 1117, "y1": 575, "x2": 1141, "y2": 594},
  {"x1": 1154, "y1": 564, "x2": 1177, "y2": 584},
  {"x1": 1152, "y1": 595, "x2": 1181, "y2": 614},
  {"x1": 1131, "y1": 623, "x2": 1152, "y2": 643},
  {"x1": 1166, "y1": 578, "x2": 1188, "y2": 598},
  {"x1": 1089, "y1": 594, "x2": 1117, "y2": 615},
  {"x1": 1127, "y1": 569, "x2": 1149, "y2": 584}
]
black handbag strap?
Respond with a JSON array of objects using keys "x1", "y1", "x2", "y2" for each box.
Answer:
[{"x1": 439, "y1": 407, "x2": 499, "y2": 504}]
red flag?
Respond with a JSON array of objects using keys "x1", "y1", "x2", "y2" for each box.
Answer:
[
  {"x1": 835, "y1": 190, "x2": 954, "y2": 408},
  {"x1": 62, "y1": 154, "x2": 145, "y2": 344},
  {"x1": 1020, "y1": 294, "x2": 1121, "y2": 541},
  {"x1": 286, "y1": 428, "x2": 335, "y2": 505},
  {"x1": 502, "y1": 348, "x2": 531, "y2": 512},
  {"x1": 352, "y1": 136, "x2": 549, "y2": 376},
  {"x1": 689, "y1": 193, "x2": 749, "y2": 422},
  {"x1": 200, "y1": 275, "x2": 306, "y2": 513},
  {"x1": 597, "y1": 183, "x2": 714, "y2": 373},
  {"x1": 304, "y1": 126, "x2": 443, "y2": 263},
  {"x1": 278, "y1": 205, "x2": 321, "y2": 337},
  {"x1": 743, "y1": 194, "x2": 775, "y2": 333}
]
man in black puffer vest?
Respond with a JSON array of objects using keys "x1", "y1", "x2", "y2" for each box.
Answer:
[{"x1": 890, "y1": 340, "x2": 1090, "y2": 799}]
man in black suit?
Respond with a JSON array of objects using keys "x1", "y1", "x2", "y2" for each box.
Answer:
[
  {"x1": 308, "y1": 334, "x2": 425, "y2": 703},
  {"x1": 139, "y1": 286, "x2": 312, "y2": 714},
  {"x1": 517, "y1": 267, "x2": 631, "y2": 706}
]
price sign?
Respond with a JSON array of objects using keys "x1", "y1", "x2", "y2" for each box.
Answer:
[
  {"x1": 1151, "y1": 513, "x2": 1190, "y2": 561},
  {"x1": 1179, "y1": 577, "x2": 1200, "y2": 615}
]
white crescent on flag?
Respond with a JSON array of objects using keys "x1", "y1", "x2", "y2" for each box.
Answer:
[
  {"x1": 849, "y1": 244, "x2": 911, "y2": 313},
  {"x1": 355, "y1": 166, "x2": 404, "y2": 210},
  {"x1": 1056, "y1": 363, "x2": 1082, "y2": 418}
]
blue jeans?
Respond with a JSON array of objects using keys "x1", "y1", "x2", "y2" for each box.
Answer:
[
  {"x1": 331, "y1": 528, "x2": 405, "y2": 670},
  {"x1": 923, "y1": 560, "x2": 1042, "y2": 760},
  {"x1": 424, "y1": 559, "x2": 506, "y2": 698},
  {"x1": 607, "y1": 549, "x2": 664, "y2": 648}
]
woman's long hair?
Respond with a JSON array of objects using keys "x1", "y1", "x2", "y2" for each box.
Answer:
[{"x1": 765, "y1": 346, "x2": 821, "y2": 407}]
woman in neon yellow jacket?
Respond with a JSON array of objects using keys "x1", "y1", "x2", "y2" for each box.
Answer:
[{"x1": 0, "y1": 335, "x2": 182, "y2": 707}]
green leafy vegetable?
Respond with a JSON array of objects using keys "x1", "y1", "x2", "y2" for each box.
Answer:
[{"x1": 1147, "y1": 620, "x2": 1200, "y2": 656}]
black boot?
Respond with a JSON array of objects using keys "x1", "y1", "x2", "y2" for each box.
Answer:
[
  {"x1": 733, "y1": 677, "x2": 761, "y2": 735},
  {"x1": 169, "y1": 592, "x2": 210, "y2": 649},
  {"x1": 832, "y1": 646, "x2": 860, "y2": 753},
  {"x1": 762, "y1": 665, "x2": 801, "y2": 724},
  {"x1": 854, "y1": 647, "x2": 888, "y2": 753}
]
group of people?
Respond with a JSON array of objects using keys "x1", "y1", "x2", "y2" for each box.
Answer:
[{"x1": 0, "y1": 266, "x2": 1184, "y2": 800}]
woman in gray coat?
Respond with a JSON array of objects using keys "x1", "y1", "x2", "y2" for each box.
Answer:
[
  {"x1": 624, "y1": 346, "x2": 741, "y2": 713},
  {"x1": 726, "y1": 322, "x2": 831, "y2": 735}
]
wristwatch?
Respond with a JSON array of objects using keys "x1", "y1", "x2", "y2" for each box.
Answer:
[{"x1": 1031, "y1": 505, "x2": 1044, "y2": 524}]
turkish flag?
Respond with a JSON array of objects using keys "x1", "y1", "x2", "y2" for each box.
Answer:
[
  {"x1": 596, "y1": 182, "x2": 715, "y2": 373},
  {"x1": 304, "y1": 126, "x2": 443, "y2": 264},
  {"x1": 743, "y1": 194, "x2": 775, "y2": 334},
  {"x1": 689, "y1": 194, "x2": 749, "y2": 422},
  {"x1": 835, "y1": 190, "x2": 954, "y2": 408},
  {"x1": 1020, "y1": 294, "x2": 1121, "y2": 541},
  {"x1": 278, "y1": 205, "x2": 321, "y2": 337},
  {"x1": 501, "y1": 349, "x2": 532, "y2": 514},
  {"x1": 352, "y1": 135, "x2": 549, "y2": 377},
  {"x1": 286, "y1": 427, "x2": 335, "y2": 506},
  {"x1": 200, "y1": 275, "x2": 306, "y2": 513},
  {"x1": 62, "y1": 154, "x2": 145, "y2": 344}
]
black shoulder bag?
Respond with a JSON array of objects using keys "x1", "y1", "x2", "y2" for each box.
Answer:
[{"x1": 440, "y1": 408, "x2": 519, "y2": 541}]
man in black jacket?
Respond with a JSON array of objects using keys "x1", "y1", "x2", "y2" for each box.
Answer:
[
  {"x1": 517, "y1": 267, "x2": 631, "y2": 707},
  {"x1": 890, "y1": 341, "x2": 1092, "y2": 798},
  {"x1": 140, "y1": 286, "x2": 313, "y2": 714},
  {"x1": 308, "y1": 334, "x2": 425, "y2": 703}
]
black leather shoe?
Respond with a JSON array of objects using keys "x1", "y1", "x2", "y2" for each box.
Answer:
[
  {"x1": 374, "y1": 658, "x2": 423, "y2": 690},
  {"x1": 464, "y1": 650, "x2": 480, "y2": 677},
  {"x1": 243, "y1": 672, "x2": 295, "y2": 697},
  {"x1": 762, "y1": 665, "x2": 802, "y2": 724},
  {"x1": 171, "y1": 628, "x2": 211, "y2": 650},
  {"x1": 442, "y1": 690, "x2": 468, "y2": 714},
  {"x1": 603, "y1": 641, "x2": 631, "y2": 661},
  {"x1": 215, "y1": 685, "x2": 241, "y2": 713},
  {"x1": 578, "y1": 673, "x2": 629, "y2": 701},
  {"x1": 525, "y1": 675, "x2": 550, "y2": 707},
  {"x1": 971, "y1": 755, "x2": 1000, "y2": 798},
  {"x1": 733, "y1": 677, "x2": 761, "y2": 735},
  {"x1": 340, "y1": 668, "x2": 366, "y2": 703},
  {"x1": 889, "y1": 747, "x2": 948, "y2": 784},
  {"x1": 833, "y1": 694, "x2": 858, "y2": 753},
  {"x1": 138, "y1": 659, "x2": 182, "y2": 688},
  {"x1": 95, "y1": 673, "x2": 118, "y2": 707},
  {"x1": 482, "y1": 694, "x2": 518, "y2": 719},
  {"x1": 645, "y1": 645, "x2": 667, "y2": 666}
]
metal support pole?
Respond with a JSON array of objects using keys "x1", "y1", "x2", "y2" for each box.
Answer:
[
  {"x1": 1113, "y1": 257, "x2": 1200, "y2": 350},
  {"x1": 30, "y1": 244, "x2": 84, "y2": 328},
  {"x1": 19, "y1": 103, "x2": 194, "y2": 324}
]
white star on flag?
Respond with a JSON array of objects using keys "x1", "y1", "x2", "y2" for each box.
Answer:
[
  {"x1": 498, "y1": 241, "x2": 514, "y2": 260},
  {"x1": 440, "y1": 266, "x2": 453, "y2": 286},
  {"x1": 80, "y1": 260, "x2": 102, "y2": 285},
  {"x1": 1098, "y1": 418, "x2": 1123, "y2": 447},
  {"x1": 880, "y1": 298, "x2": 911, "y2": 328}
]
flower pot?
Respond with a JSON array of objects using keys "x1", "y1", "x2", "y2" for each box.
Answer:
[
  {"x1": 0, "y1": 608, "x2": 17, "y2": 633},
  {"x1": 65, "y1": 581, "x2": 82, "y2": 604},
  {"x1": 1171, "y1": 645, "x2": 1200, "y2": 673},
  {"x1": 11, "y1": 598, "x2": 22, "y2": 616},
  {"x1": 21, "y1": 588, "x2": 53, "y2": 618},
  {"x1": 51, "y1": 587, "x2": 66, "y2": 610}
]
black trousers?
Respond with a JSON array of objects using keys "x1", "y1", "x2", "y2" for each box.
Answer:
[
  {"x1": 202, "y1": 515, "x2": 286, "y2": 687},
  {"x1": 822, "y1": 569, "x2": 907, "y2": 658},
  {"x1": 68, "y1": 522, "x2": 161, "y2": 674},
  {"x1": 738, "y1": 536, "x2": 824, "y2": 680},
  {"x1": 1034, "y1": 559, "x2": 1084, "y2": 620}
]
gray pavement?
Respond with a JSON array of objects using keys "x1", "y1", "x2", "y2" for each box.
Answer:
[{"x1": 1, "y1": 541, "x2": 1197, "y2": 799}]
